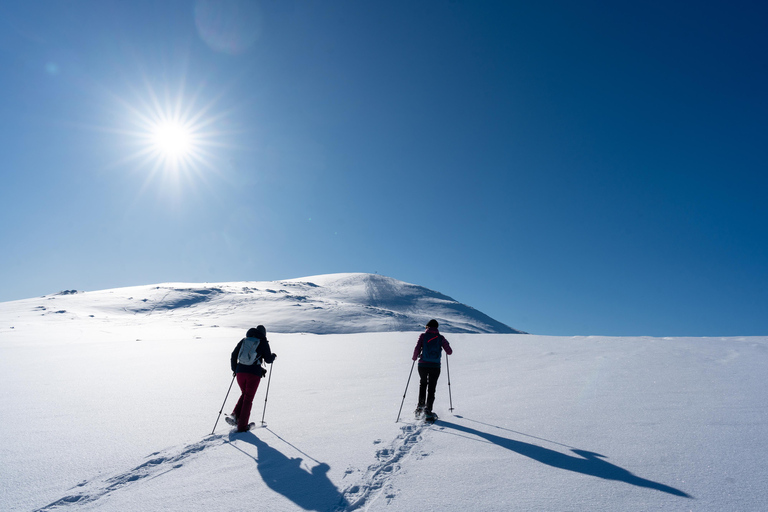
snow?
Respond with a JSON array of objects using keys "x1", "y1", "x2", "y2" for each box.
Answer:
[
  {"x1": 0, "y1": 274, "x2": 523, "y2": 336},
  {"x1": 1, "y1": 277, "x2": 767, "y2": 511}
]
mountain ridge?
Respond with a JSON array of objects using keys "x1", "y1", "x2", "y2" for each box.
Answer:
[{"x1": 2, "y1": 273, "x2": 525, "y2": 335}]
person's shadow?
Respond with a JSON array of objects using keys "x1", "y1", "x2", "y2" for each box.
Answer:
[
  {"x1": 438, "y1": 420, "x2": 692, "y2": 498},
  {"x1": 228, "y1": 431, "x2": 349, "y2": 511}
]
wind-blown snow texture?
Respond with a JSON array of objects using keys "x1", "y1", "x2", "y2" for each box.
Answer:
[
  {"x1": 1, "y1": 274, "x2": 766, "y2": 511},
  {"x1": 2, "y1": 273, "x2": 523, "y2": 335}
]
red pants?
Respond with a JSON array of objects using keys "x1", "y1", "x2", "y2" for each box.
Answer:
[{"x1": 232, "y1": 372, "x2": 262, "y2": 431}]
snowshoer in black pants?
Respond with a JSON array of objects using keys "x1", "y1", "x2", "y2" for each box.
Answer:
[{"x1": 412, "y1": 319, "x2": 452, "y2": 422}]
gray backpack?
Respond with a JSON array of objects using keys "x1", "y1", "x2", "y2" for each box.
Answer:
[{"x1": 237, "y1": 337, "x2": 261, "y2": 366}]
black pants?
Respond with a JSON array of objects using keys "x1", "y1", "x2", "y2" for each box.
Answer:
[{"x1": 417, "y1": 366, "x2": 441, "y2": 412}]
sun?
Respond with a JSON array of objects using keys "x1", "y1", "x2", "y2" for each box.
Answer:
[
  {"x1": 111, "y1": 78, "x2": 233, "y2": 185},
  {"x1": 150, "y1": 120, "x2": 194, "y2": 160},
  {"x1": 139, "y1": 107, "x2": 207, "y2": 173}
]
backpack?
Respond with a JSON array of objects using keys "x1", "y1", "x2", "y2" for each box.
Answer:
[
  {"x1": 237, "y1": 337, "x2": 261, "y2": 366},
  {"x1": 421, "y1": 335, "x2": 444, "y2": 363}
]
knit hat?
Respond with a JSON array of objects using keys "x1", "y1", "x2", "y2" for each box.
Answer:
[
  {"x1": 246, "y1": 326, "x2": 267, "y2": 339},
  {"x1": 426, "y1": 319, "x2": 439, "y2": 329}
]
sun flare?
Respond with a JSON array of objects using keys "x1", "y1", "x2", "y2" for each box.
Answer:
[
  {"x1": 141, "y1": 110, "x2": 205, "y2": 173},
  {"x1": 151, "y1": 121, "x2": 194, "y2": 159},
  {"x1": 113, "y1": 79, "x2": 233, "y2": 185}
]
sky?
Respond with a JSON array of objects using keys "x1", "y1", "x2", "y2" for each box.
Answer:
[{"x1": 1, "y1": 0, "x2": 766, "y2": 337}]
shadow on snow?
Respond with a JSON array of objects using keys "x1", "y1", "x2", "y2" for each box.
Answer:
[
  {"x1": 228, "y1": 430, "x2": 349, "y2": 511},
  {"x1": 437, "y1": 419, "x2": 692, "y2": 499}
]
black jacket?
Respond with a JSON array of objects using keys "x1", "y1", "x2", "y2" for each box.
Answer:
[{"x1": 231, "y1": 337, "x2": 276, "y2": 375}]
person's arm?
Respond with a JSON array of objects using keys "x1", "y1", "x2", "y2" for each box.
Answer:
[
  {"x1": 412, "y1": 335, "x2": 424, "y2": 361},
  {"x1": 442, "y1": 337, "x2": 453, "y2": 356},
  {"x1": 259, "y1": 339, "x2": 277, "y2": 364},
  {"x1": 231, "y1": 340, "x2": 243, "y2": 372}
]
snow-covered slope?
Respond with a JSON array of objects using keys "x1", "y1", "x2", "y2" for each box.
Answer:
[
  {"x1": 1, "y1": 278, "x2": 767, "y2": 511},
  {"x1": 0, "y1": 273, "x2": 524, "y2": 334}
]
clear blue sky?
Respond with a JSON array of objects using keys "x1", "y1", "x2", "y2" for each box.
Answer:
[{"x1": 1, "y1": 0, "x2": 766, "y2": 336}]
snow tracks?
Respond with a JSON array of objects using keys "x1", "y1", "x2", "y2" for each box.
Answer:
[
  {"x1": 339, "y1": 421, "x2": 429, "y2": 511},
  {"x1": 34, "y1": 435, "x2": 227, "y2": 511},
  {"x1": 35, "y1": 423, "x2": 431, "y2": 512}
]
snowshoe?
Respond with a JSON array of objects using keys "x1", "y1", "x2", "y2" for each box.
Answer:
[
  {"x1": 424, "y1": 412, "x2": 438, "y2": 423},
  {"x1": 225, "y1": 415, "x2": 238, "y2": 426},
  {"x1": 414, "y1": 406, "x2": 425, "y2": 419},
  {"x1": 234, "y1": 422, "x2": 256, "y2": 433}
]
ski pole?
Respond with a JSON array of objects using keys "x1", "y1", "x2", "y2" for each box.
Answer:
[
  {"x1": 396, "y1": 359, "x2": 416, "y2": 423},
  {"x1": 260, "y1": 362, "x2": 274, "y2": 426},
  {"x1": 446, "y1": 354, "x2": 454, "y2": 413},
  {"x1": 211, "y1": 373, "x2": 236, "y2": 435}
]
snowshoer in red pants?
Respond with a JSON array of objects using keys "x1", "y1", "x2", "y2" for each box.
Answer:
[{"x1": 228, "y1": 326, "x2": 276, "y2": 432}]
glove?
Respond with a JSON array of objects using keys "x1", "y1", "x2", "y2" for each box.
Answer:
[{"x1": 271, "y1": 353, "x2": 277, "y2": 360}]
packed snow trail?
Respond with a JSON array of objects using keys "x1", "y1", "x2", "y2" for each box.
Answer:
[
  {"x1": 34, "y1": 435, "x2": 228, "y2": 511},
  {"x1": 30, "y1": 417, "x2": 429, "y2": 512},
  {"x1": 339, "y1": 421, "x2": 430, "y2": 511}
]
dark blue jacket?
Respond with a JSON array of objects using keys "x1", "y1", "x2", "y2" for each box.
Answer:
[
  {"x1": 231, "y1": 336, "x2": 276, "y2": 375},
  {"x1": 412, "y1": 328, "x2": 453, "y2": 368}
]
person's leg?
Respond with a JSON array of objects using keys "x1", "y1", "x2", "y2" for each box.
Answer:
[
  {"x1": 417, "y1": 366, "x2": 428, "y2": 410},
  {"x1": 237, "y1": 373, "x2": 262, "y2": 431},
  {"x1": 232, "y1": 373, "x2": 247, "y2": 420},
  {"x1": 425, "y1": 367, "x2": 441, "y2": 412}
]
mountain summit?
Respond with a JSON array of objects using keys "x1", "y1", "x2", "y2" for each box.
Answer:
[
  {"x1": 6, "y1": 273, "x2": 524, "y2": 334},
  {"x1": 278, "y1": 273, "x2": 524, "y2": 334}
]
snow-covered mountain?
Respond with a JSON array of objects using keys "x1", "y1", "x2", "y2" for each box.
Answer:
[
  {"x1": 2, "y1": 327, "x2": 767, "y2": 511},
  {"x1": 1, "y1": 279, "x2": 767, "y2": 511},
  {"x1": 2, "y1": 273, "x2": 524, "y2": 334}
]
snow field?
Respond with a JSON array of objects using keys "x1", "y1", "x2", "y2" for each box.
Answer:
[{"x1": 1, "y1": 315, "x2": 767, "y2": 511}]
